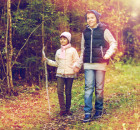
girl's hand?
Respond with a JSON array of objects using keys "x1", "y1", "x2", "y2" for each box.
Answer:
[
  {"x1": 73, "y1": 66, "x2": 80, "y2": 73},
  {"x1": 43, "y1": 57, "x2": 48, "y2": 62}
]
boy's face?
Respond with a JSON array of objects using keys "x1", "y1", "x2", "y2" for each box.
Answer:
[
  {"x1": 60, "y1": 36, "x2": 69, "y2": 46},
  {"x1": 87, "y1": 13, "x2": 97, "y2": 28}
]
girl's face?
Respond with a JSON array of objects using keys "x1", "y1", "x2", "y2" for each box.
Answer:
[
  {"x1": 60, "y1": 36, "x2": 69, "y2": 46},
  {"x1": 87, "y1": 13, "x2": 97, "y2": 28}
]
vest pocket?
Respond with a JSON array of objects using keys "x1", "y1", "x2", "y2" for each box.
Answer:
[
  {"x1": 92, "y1": 47, "x2": 108, "y2": 58},
  {"x1": 100, "y1": 46, "x2": 108, "y2": 58},
  {"x1": 100, "y1": 46, "x2": 104, "y2": 57},
  {"x1": 92, "y1": 48, "x2": 102, "y2": 57}
]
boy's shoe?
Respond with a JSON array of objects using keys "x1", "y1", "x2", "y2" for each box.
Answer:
[
  {"x1": 59, "y1": 111, "x2": 66, "y2": 116},
  {"x1": 83, "y1": 114, "x2": 91, "y2": 123},
  {"x1": 93, "y1": 110, "x2": 102, "y2": 119},
  {"x1": 66, "y1": 110, "x2": 72, "y2": 115}
]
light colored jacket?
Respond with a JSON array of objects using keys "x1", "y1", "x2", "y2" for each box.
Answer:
[{"x1": 47, "y1": 47, "x2": 79, "y2": 76}]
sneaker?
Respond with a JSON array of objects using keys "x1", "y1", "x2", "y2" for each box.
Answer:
[
  {"x1": 59, "y1": 111, "x2": 66, "y2": 116},
  {"x1": 93, "y1": 110, "x2": 102, "y2": 119},
  {"x1": 83, "y1": 114, "x2": 91, "y2": 123},
  {"x1": 66, "y1": 110, "x2": 72, "y2": 115}
]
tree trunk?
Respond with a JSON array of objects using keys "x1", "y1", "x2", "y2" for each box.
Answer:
[
  {"x1": 5, "y1": 0, "x2": 13, "y2": 93},
  {"x1": 5, "y1": 1, "x2": 10, "y2": 91},
  {"x1": 8, "y1": 0, "x2": 13, "y2": 88},
  {"x1": 117, "y1": 0, "x2": 120, "y2": 51}
]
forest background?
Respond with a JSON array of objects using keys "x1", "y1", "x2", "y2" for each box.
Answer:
[
  {"x1": 0, "y1": 0, "x2": 140, "y2": 129},
  {"x1": 0, "y1": 0, "x2": 140, "y2": 96}
]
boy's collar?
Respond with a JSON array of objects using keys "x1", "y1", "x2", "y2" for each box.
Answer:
[{"x1": 87, "y1": 23, "x2": 99, "y2": 29}]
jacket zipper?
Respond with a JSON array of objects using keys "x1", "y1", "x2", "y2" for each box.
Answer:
[{"x1": 90, "y1": 29, "x2": 93, "y2": 63}]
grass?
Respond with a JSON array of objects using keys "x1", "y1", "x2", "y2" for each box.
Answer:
[{"x1": 0, "y1": 62, "x2": 140, "y2": 129}]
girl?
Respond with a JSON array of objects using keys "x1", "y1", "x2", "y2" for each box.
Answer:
[{"x1": 44, "y1": 32, "x2": 79, "y2": 116}]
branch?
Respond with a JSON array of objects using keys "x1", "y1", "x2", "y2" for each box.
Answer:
[{"x1": 12, "y1": 23, "x2": 42, "y2": 67}]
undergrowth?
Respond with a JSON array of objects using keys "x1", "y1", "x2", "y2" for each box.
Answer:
[{"x1": 0, "y1": 63, "x2": 140, "y2": 130}]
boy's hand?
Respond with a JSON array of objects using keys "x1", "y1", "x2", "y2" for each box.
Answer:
[
  {"x1": 103, "y1": 54, "x2": 110, "y2": 60},
  {"x1": 73, "y1": 66, "x2": 80, "y2": 73}
]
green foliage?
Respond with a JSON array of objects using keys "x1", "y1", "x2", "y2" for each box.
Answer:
[
  {"x1": 10, "y1": 0, "x2": 62, "y2": 83},
  {"x1": 0, "y1": 0, "x2": 140, "y2": 90},
  {"x1": 0, "y1": 0, "x2": 140, "y2": 128}
]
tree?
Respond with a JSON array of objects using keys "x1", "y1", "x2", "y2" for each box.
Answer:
[
  {"x1": 5, "y1": 0, "x2": 14, "y2": 94},
  {"x1": 0, "y1": 0, "x2": 139, "y2": 95}
]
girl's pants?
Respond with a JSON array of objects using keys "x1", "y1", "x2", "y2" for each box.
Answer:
[
  {"x1": 84, "y1": 69, "x2": 105, "y2": 114},
  {"x1": 57, "y1": 77, "x2": 74, "y2": 111}
]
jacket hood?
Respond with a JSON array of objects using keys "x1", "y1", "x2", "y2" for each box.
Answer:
[{"x1": 85, "y1": 10, "x2": 101, "y2": 23}]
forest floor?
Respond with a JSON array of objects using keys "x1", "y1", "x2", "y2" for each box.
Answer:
[{"x1": 0, "y1": 63, "x2": 140, "y2": 130}]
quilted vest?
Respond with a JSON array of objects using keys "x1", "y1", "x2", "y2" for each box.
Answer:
[{"x1": 83, "y1": 24, "x2": 109, "y2": 63}]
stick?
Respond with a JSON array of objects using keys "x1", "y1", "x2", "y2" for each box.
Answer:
[
  {"x1": 110, "y1": 58, "x2": 116, "y2": 69},
  {"x1": 42, "y1": 46, "x2": 51, "y2": 116}
]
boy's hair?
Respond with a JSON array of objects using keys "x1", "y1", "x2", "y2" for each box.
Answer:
[{"x1": 85, "y1": 10, "x2": 101, "y2": 23}]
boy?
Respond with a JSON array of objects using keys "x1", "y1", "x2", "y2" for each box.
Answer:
[{"x1": 74, "y1": 10, "x2": 117, "y2": 122}]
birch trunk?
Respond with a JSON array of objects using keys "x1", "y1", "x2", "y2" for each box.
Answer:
[
  {"x1": 5, "y1": 0, "x2": 10, "y2": 90},
  {"x1": 8, "y1": 0, "x2": 13, "y2": 88},
  {"x1": 6, "y1": 0, "x2": 13, "y2": 92}
]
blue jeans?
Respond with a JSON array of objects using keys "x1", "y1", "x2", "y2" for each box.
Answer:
[{"x1": 84, "y1": 69, "x2": 105, "y2": 114}]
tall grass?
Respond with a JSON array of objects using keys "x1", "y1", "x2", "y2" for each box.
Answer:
[{"x1": 69, "y1": 63, "x2": 140, "y2": 129}]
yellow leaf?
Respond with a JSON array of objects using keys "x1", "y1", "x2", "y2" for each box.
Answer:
[{"x1": 134, "y1": 113, "x2": 139, "y2": 119}]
